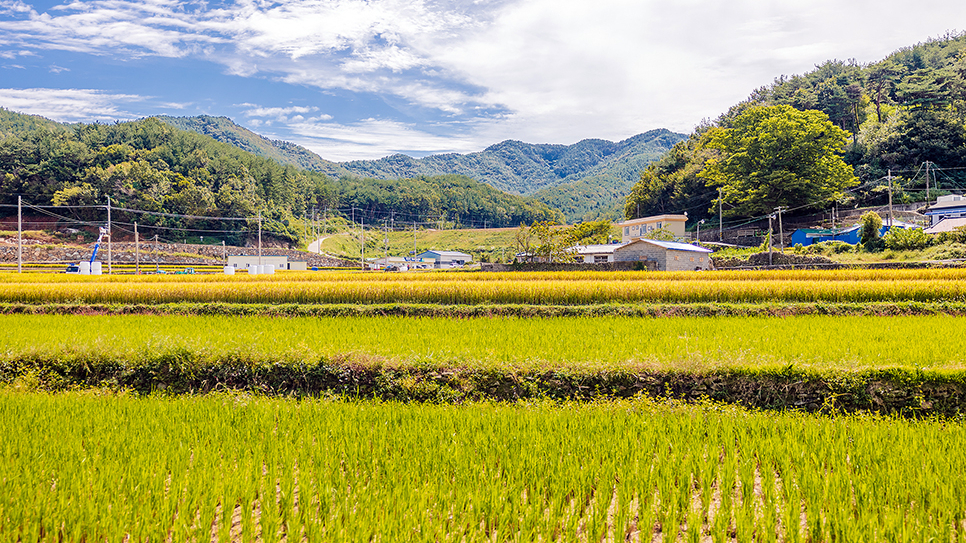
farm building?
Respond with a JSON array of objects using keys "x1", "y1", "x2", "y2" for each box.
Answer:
[
  {"x1": 612, "y1": 239, "x2": 713, "y2": 271},
  {"x1": 925, "y1": 194, "x2": 966, "y2": 226},
  {"x1": 616, "y1": 214, "x2": 688, "y2": 243},
  {"x1": 227, "y1": 255, "x2": 306, "y2": 270},
  {"x1": 417, "y1": 250, "x2": 473, "y2": 268},
  {"x1": 924, "y1": 217, "x2": 966, "y2": 234},
  {"x1": 370, "y1": 257, "x2": 435, "y2": 270},
  {"x1": 790, "y1": 221, "x2": 919, "y2": 247}
]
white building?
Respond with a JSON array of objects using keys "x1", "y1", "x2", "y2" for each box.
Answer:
[
  {"x1": 616, "y1": 214, "x2": 688, "y2": 243},
  {"x1": 417, "y1": 250, "x2": 473, "y2": 268},
  {"x1": 227, "y1": 255, "x2": 306, "y2": 271}
]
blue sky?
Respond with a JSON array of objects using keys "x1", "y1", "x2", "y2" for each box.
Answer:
[{"x1": 1, "y1": 0, "x2": 965, "y2": 161}]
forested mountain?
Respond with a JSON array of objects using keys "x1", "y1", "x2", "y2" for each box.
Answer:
[
  {"x1": 626, "y1": 32, "x2": 966, "y2": 225},
  {"x1": 156, "y1": 115, "x2": 347, "y2": 177},
  {"x1": 0, "y1": 111, "x2": 560, "y2": 245},
  {"x1": 158, "y1": 115, "x2": 684, "y2": 223}
]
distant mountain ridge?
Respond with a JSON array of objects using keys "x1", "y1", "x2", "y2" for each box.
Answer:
[{"x1": 156, "y1": 116, "x2": 685, "y2": 222}]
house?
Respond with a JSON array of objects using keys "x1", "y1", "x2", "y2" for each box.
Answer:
[
  {"x1": 925, "y1": 194, "x2": 966, "y2": 226},
  {"x1": 417, "y1": 250, "x2": 473, "y2": 268},
  {"x1": 572, "y1": 243, "x2": 622, "y2": 264},
  {"x1": 612, "y1": 239, "x2": 713, "y2": 271},
  {"x1": 616, "y1": 214, "x2": 688, "y2": 243}
]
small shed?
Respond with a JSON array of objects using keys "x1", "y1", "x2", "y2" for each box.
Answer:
[
  {"x1": 417, "y1": 250, "x2": 473, "y2": 268},
  {"x1": 613, "y1": 239, "x2": 713, "y2": 271}
]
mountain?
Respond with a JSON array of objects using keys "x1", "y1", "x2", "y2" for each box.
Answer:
[
  {"x1": 156, "y1": 115, "x2": 347, "y2": 177},
  {"x1": 156, "y1": 115, "x2": 685, "y2": 222},
  {"x1": 0, "y1": 112, "x2": 562, "y2": 246}
]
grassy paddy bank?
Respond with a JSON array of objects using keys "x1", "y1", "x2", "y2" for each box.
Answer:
[{"x1": 4, "y1": 314, "x2": 966, "y2": 414}]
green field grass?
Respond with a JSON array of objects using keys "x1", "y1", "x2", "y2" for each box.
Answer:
[
  {"x1": 3, "y1": 391, "x2": 964, "y2": 542},
  {"x1": 3, "y1": 313, "x2": 965, "y2": 373},
  {"x1": 320, "y1": 226, "x2": 529, "y2": 262}
]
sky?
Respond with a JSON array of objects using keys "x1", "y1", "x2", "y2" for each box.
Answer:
[{"x1": 0, "y1": 1, "x2": 965, "y2": 162}]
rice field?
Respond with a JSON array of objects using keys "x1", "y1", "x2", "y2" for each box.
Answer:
[
  {"x1": 1, "y1": 268, "x2": 966, "y2": 305},
  {"x1": 3, "y1": 313, "x2": 966, "y2": 373},
  {"x1": 4, "y1": 268, "x2": 966, "y2": 541},
  {"x1": 2, "y1": 391, "x2": 965, "y2": 543}
]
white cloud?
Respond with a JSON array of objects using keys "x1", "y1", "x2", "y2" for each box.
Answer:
[
  {"x1": 242, "y1": 105, "x2": 318, "y2": 117},
  {"x1": 0, "y1": 88, "x2": 143, "y2": 121},
  {"x1": 258, "y1": 116, "x2": 484, "y2": 161},
  {"x1": 1, "y1": 0, "x2": 966, "y2": 159}
]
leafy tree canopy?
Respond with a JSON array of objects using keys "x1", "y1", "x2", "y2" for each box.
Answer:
[{"x1": 700, "y1": 105, "x2": 858, "y2": 217}]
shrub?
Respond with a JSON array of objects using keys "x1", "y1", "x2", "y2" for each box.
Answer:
[
  {"x1": 860, "y1": 212, "x2": 884, "y2": 251},
  {"x1": 883, "y1": 227, "x2": 931, "y2": 251}
]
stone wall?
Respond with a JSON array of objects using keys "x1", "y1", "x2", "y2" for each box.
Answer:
[
  {"x1": 0, "y1": 241, "x2": 354, "y2": 267},
  {"x1": 481, "y1": 261, "x2": 656, "y2": 272}
]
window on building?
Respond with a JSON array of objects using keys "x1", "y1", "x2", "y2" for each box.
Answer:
[
  {"x1": 624, "y1": 227, "x2": 629, "y2": 235},
  {"x1": 699, "y1": 257, "x2": 704, "y2": 262},
  {"x1": 594, "y1": 255, "x2": 608, "y2": 263},
  {"x1": 657, "y1": 222, "x2": 662, "y2": 229},
  {"x1": 690, "y1": 257, "x2": 695, "y2": 262}
]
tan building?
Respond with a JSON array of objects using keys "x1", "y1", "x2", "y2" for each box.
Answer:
[
  {"x1": 617, "y1": 214, "x2": 688, "y2": 242},
  {"x1": 613, "y1": 239, "x2": 713, "y2": 271}
]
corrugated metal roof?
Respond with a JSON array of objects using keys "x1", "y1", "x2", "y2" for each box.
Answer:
[
  {"x1": 573, "y1": 244, "x2": 623, "y2": 254},
  {"x1": 622, "y1": 239, "x2": 713, "y2": 253},
  {"x1": 419, "y1": 250, "x2": 472, "y2": 258},
  {"x1": 925, "y1": 217, "x2": 966, "y2": 234}
]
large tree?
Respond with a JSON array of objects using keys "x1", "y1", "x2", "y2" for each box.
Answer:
[{"x1": 700, "y1": 105, "x2": 857, "y2": 217}]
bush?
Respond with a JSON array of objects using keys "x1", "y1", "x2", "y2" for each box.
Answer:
[
  {"x1": 805, "y1": 240, "x2": 854, "y2": 255},
  {"x1": 883, "y1": 227, "x2": 931, "y2": 251},
  {"x1": 860, "y1": 211, "x2": 884, "y2": 251}
]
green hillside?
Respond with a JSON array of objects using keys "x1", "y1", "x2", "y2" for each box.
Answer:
[{"x1": 0, "y1": 113, "x2": 561, "y2": 247}]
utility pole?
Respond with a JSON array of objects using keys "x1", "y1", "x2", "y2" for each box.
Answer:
[
  {"x1": 360, "y1": 212, "x2": 365, "y2": 271},
  {"x1": 134, "y1": 222, "x2": 139, "y2": 275},
  {"x1": 718, "y1": 187, "x2": 723, "y2": 242},
  {"x1": 888, "y1": 169, "x2": 894, "y2": 228},
  {"x1": 17, "y1": 195, "x2": 22, "y2": 274},
  {"x1": 257, "y1": 210, "x2": 262, "y2": 266},
  {"x1": 413, "y1": 221, "x2": 417, "y2": 258},
  {"x1": 106, "y1": 196, "x2": 112, "y2": 275},
  {"x1": 696, "y1": 219, "x2": 705, "y2": 242},
  {"x1": 775, "y1": 206, "x2": 785, "y2": 253},
  {"x1": 768, "y1": 214, "x2": 774, "y2": 266},
  {"x1": 320, "y1": 208, "x2": 327, "y2": 255},
  {"x1": 222, "y1": 240, "x2": 226, "y2": 264},
  {"x1": 925, "y1": 162, "x2": 931, "y2": 203}
]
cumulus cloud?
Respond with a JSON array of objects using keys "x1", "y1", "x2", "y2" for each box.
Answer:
[
  {"x1": 0, "y1": 88, "x2": 143, "y2": 121},
  {"x1": 1, "y1": 0, "x2": 966, "y2": 158}
]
